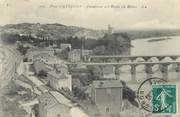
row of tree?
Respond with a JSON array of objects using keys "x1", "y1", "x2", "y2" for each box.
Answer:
[{"x1": 1, "y1": 32, "x2": 132, "y2": 55}]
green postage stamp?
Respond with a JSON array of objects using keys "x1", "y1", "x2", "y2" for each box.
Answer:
[{"x1": 152, "y1": 84, "x2": 176, "y2": 114}]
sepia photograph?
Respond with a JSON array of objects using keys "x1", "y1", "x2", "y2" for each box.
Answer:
[{"x1": 0, "y1": 0, "x2": 180, "y2": 117}]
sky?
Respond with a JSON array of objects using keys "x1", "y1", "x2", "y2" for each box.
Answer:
[{"x1": 0, "y1": 0, "x2": 180, "y2": 30}]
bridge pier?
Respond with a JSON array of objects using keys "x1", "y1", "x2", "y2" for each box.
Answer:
[
  {"x1": 176, "y1": 64, "x2": 180, "y2": 79},
  {"x1": 171, "y1": 56, "x2": 178, "y2": 71},
  {"x1": 143, "y1": 57, "x2": 151, "y2": 62},
  {"x1": 145, "y1": 64, "x2": 154, "y2": 79},
  {"x1": 160, "y1": 63, "x2": 169, "y2": 80},
  {"x1": 130, "y1": 64, "x2": 137, "y2": 81},
  {"x1": 115, "y1": 65, "x2": 122, "y2": 80},
  {"x1": 102, "y1": 58, "x2": 107, "y2": 63},
  {"x1": 117, "y1": 58, "x2": 123, "y2": 62}
]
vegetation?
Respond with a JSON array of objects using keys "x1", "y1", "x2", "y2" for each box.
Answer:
[
  {"x1": 38, "y1": 70, "x2": 47, "y2": 77},
  {"x1": 17, "y1": 44, "x2": 29, "y2": 55},
  {"x1": 73, "y1": 87, "x2": 88, "y2": 100},
  {"x1": 96, "y1": 33, "x2": 131, "y2": 55},
  {"x1": 1, "y1": 81, "x2": 29, "y2": 117},
  {"x1": 1, "y1": 96, "x2": 27, "y2": 117}
]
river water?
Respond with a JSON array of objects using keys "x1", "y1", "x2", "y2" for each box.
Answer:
[
  {"x1": 118, "y1": 36, "x2": 180, "y2": 82},
  {"x1": 132, "y1": 36, "x2": 180, "y2": 55}
]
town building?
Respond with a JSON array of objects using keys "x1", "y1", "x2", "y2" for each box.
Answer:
[
  {"x1": 81, "y1": 49, "x2": 93, "y2": 57},
  {"x1": 60, "y1": 43, "x2": 71, "y2": 50},
  {"x1": 54, "y1": 48, "x2": 63, "y2": 55},
  {"x1": 70, "y1": 65, "x2": 89, "y2": 88},
  {"x1": 47, "y1": 65, "x2": 72, "y2": 91},
  {"x1": 91, "y1": 80, "x2": 123, "y2": 117},
  {"x1": 68, "y1": 49, "x2": 81, "y2": 63},
  {"x1": 20, "y1": 99, "x2": 39, "y2": 117},
  {"x1": 81, "y1": 49, "x2": 93, "y2": 61},
  {"x1": 33, "y1": 60, "x2": 50, "y2": 75},
  {"x1": 18, "y1": 61, "x2": 35, "y2": 77},
  {"x1": 38, "y1": 91, "x2": 72, "y2": 117},
  {"x1": 68, "y1": 49, "x2": 93, "y2": 63},
  {"x1": 100, "y1": 65, "x2": 116, "y2": 80},
  {"x1": 54, "y1": 64, "x2": 69, "y2": 74},
  {"x1": 28, "y1": 48, "x2": 54, "y2": 62}
]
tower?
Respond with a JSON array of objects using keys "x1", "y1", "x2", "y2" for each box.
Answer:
[{"x1": 108, "y1": 24, "x2": 114, "y2": 34}]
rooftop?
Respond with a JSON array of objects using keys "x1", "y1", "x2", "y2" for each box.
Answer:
[
  {"x1": 92, "y1": 80, "x2": 122, "y2": 89},
  {"x1": 17, "y1": 74, "x2": 35, "y2": 87},
  {"x1": 47, "y1": 70, "x2": 67, "y2": 79},
  {"x1": 39, "y1": 91, "x2": 72, "y2": 109},
  {"x1": 50, "y1": 91, "x2": 72, "y2": 107},
  {"x1": 33, "y1": 60, "x2": 50, "y2": 72}
]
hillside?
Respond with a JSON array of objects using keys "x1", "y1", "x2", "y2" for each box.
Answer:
[
  {"x1": 1, "y1": 23, "x2": 105, "y2": 40},
  {"x1": 1, "y1": 23, "x2": 180, "y2": 41}
]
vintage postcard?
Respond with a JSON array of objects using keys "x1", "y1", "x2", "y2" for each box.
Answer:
[{"x1": 0, "y1": 0, "x2": 180, "y2": 117}]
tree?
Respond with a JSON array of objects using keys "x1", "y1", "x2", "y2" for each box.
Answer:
[
  {"x1": 120, "y1": 80, "x2": 139, "y2": 107},
  {"x1": 17, "y1": 44, "x2": 29, "y2": 56},
  {"x1": 97, "y1": 33, "x2": 131, "y2": 55},
  {"x1": 38, "y1": 70, "x2": 47, "y2": 77}
]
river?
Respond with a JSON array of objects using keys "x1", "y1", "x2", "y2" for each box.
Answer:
[
  {"x1": 117, "y1": 36, "x2": 180, "y2": 82},
  {"x1": 132, "y1": 36, "x2": 180, "y2": 55}
]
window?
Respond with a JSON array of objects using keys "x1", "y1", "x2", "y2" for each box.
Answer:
[
  {"x1": 57, "y1": 114, "x2": 61, "y2": 117},
  {"x1": 105, "y1": 107, "x2": 110, "y2": 112}
]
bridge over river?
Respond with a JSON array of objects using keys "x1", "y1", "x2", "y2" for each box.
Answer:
[
  {"x1": 68, "y1": 55, "x2": 180, "y2": 83},
  {"x1": 85, "y1": 55, "x2": 180, "y2": 62}
]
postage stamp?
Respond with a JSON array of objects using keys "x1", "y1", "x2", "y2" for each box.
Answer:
[
  {"x1": 152, "y1": 84, "x2": 176, "y2": 114},
  {"x1": 137, "y1": 77, "x2": 167, "y2": 112}
]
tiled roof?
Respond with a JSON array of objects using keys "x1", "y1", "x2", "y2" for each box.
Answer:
[
  {"x1": 39, "y1": 91, "x2": 72, "y2": 109},
  {"x1": 49, "y1": 91, "x2": 72, "y2": 107},
  {"x1": 39, "y1": 92, "x2": 59, "y2": 109},
  {"x1": 92, "y1": 80, "x2": 122, "y2": 89},
  {"x1": 17, "y1": 74, "x2": 35, "y2": 86}
]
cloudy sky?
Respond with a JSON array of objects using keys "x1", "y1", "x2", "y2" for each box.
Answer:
[{"x1": 0, "y1": 0, "x2": 180, "y2": 30}]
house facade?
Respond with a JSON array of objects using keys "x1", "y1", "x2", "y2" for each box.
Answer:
[
  {"x1": 91, "y1": 80, "x2": 123, "y2": 117},
  {"x1": 47, "y1": 70, "x2": 72, "y2": 91},
  {"x1": 68, "y1": 49, "x2": 81, "y2": 63},
  {"x1": 38, "y1": 91, "x2": 72, "y2": 117}
]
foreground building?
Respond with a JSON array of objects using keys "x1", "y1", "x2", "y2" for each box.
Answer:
[{"x1": 91, "y1": 80, "x2": 123, "y2": 117}]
